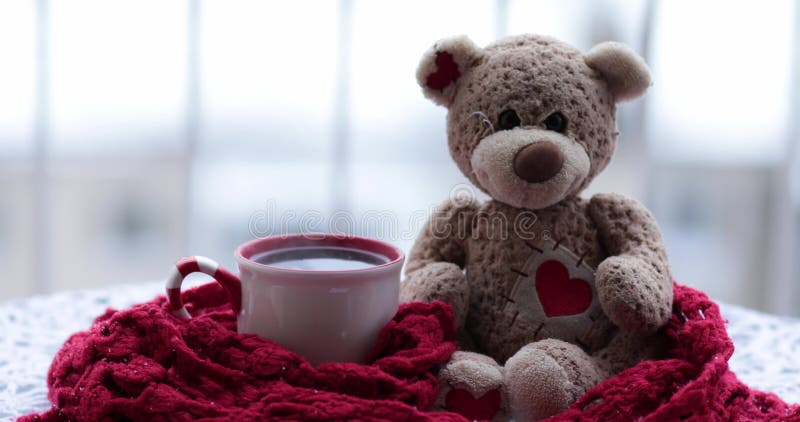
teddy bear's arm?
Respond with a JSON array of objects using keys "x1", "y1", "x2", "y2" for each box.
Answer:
[
  {"x1": 400, "y1": 198, "x2": 478, "y2": 328},
  {"x1": 588, "y1": 193, "x2": 673, "y2": 335}
]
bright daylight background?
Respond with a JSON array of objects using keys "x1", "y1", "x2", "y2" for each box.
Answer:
[{"x1": 1, "y1": 0, "x2": 799, "y2": 315}]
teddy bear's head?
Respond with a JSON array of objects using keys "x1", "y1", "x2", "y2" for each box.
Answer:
[{"x1": 417, "y1": 34, "x2": 650, "y2": 210}]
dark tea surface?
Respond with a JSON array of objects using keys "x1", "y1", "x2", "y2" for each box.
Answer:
[{"x1": 253, "y1": 246, "x2": 389, "y2": 271}]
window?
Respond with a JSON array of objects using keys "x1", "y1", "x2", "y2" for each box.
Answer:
[{"x1": 1, "y1": 0, "x2": 798, "y2": 316}]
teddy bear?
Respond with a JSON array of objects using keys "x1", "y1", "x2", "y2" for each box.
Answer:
[{"x1": 400, "y1": 34, "x2": 673, "y2": 421}]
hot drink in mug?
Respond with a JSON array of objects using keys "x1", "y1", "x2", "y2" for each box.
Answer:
[{"x1": 165, "y1": 234, "x2": 404, "y2": 364}]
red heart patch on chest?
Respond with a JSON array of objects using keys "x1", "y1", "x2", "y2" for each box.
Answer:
[{"x1": 535, "y1": 259, "x2": 592, "y2": 317}]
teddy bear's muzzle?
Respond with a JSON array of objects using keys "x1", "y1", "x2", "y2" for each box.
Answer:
[
  {"x1": 513, "y1": 141, "x2": 564, "y2": 183},
  {"x1": 470, "y1": 129, "x2": 590, "y2": 210}
]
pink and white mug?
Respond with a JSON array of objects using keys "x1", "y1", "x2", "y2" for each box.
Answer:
[{"x1": 165, "y1": 234, "x2": 404, "y2": 364}]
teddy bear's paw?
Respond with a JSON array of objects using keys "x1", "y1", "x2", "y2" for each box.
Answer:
[
  {"x1": 596, "y1": 254, "x2": 672, "y2": 335},
  {"x1": 401, "y1": 262, "x2": 470, "y2": 328},
  {"x1": 505, "y1": 339, "x2": 606, "y2": 420},
  {"x1": 435, "y1": 351, "x2": 507, "y2": 421}
]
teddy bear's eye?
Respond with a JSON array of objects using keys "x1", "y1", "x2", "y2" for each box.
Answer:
[
  {"x1": 543, "y1": 112, "x2": 567, "y2": 133},
  {"x1": 498, "y1": 109, "x2": 521, "y2": 130}
]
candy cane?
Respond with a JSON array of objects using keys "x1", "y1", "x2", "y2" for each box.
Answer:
[{"x1": 165, "y1": 256, "x2": 242, "y2": 318}]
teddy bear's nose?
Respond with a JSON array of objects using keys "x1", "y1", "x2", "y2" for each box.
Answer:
[{"x1": 513, "y1": 141, "x2": 564, "y2": 183}]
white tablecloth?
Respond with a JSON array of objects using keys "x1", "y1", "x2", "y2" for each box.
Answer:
[{"x1": 1, "y1": 283, "x2": 799, "y2": 420}]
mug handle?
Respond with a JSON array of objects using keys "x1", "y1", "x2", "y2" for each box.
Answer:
[{"x1": 165, "y1": 256, "x2": 242, "y2": 319}]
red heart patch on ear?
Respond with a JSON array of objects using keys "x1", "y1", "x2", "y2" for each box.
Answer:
[
  {"x1": 426, "y1": 51, "x2": 461, "y2": 90},
  {"x1": 535, "y1": 260, "x2": 592, "y2": 317}
]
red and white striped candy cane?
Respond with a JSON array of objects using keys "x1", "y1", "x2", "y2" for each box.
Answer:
[{"x1": 165, "y1": 256, "x2": 242, "y2": 318}]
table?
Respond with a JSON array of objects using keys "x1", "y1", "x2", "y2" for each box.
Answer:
[{"x1": 2, "y1": 282, "x2": 799, "y2": 420}]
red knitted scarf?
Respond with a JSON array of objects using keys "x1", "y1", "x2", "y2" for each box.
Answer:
[
  {"x1": 21, "y1": 283, "x2": 464, "y2": 421},
  {"x1": 22, "y1": 283, "x2": 800, "y2": 421},
  {"x1": 550, "y1": 284, "x2": 800, "y2": 421}
]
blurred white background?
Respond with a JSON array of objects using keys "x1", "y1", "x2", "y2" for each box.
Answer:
[{"x1": 1, "y1": 0, "x2": 798, "y2": 315}]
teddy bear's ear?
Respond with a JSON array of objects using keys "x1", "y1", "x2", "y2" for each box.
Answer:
[
  {"x1": 585, "y1": 42, "x2": 652, "y2": 102},
  {"x1": 416, "y1": 36, "x2": 485, "y2": 107}
]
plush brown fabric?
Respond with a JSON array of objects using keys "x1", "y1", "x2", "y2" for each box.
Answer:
[{"x1": 404, "y1": 34, "x2": 671, "y2": 421}]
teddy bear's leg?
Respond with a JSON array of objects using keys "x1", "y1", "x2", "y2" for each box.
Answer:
[
  {"x1": 594, "y1": 330, "x2": 668, "y2": 374},
  {"x1": 435, "y1": 351, "x2": 507, "y2": 421},
  {"x1": 505, "y1": 339, "x2": 610, "y2": 421}
]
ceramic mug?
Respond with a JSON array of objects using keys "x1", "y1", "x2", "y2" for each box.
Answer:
[{"x1": 164, "y1": 233, "x2": 404, "y2": 364}]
